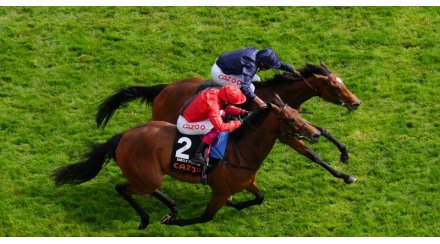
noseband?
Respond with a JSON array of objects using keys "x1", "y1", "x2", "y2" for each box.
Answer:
[{"x1": 277, "y1": 104, "x2": 308, "y2": 140}]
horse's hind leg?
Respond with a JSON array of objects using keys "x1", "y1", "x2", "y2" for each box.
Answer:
[{"x1": 115, "y1": 184, "x2": 150, "y2": 230}]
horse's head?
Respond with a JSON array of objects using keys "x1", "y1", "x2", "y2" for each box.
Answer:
[
  {"x1": 270, "y1": 94, "x2": 320, "y2": 143},
  {"x1": 301, "y1": 62, "x2": 361, "y2": 111}
]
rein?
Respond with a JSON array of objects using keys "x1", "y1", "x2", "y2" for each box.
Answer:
[
  {"x1": 297, "y1": 72, "x2": 332, "y2": 96},
  {"x1": 297, "y1": 73, "x2": 319, "y2": 94}
]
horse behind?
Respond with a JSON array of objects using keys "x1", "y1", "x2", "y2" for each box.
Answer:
[
  {"x1": 53, "y1": 96, "x2": 320, "y2": 229},
  {"x1": 96, "y1": 63, "x2": 360, "y2": 166}
]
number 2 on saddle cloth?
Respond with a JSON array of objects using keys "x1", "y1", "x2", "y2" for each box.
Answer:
[{"x1": 170, "y1": 132, "x2": 228, "y2": 176}]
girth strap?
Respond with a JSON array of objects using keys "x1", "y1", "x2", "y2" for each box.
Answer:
[{"x1": 222, "y1": 160, "x2": 258, "y2": 172}]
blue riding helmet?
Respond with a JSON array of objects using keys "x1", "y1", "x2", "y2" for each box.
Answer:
[{"x1": 256, "y1": 48, "x2": 281, "y2": 69}]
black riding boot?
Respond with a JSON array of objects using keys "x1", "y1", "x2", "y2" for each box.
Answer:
[
  {"x1": 191, "y1": 142, "x2": 209, "y2": 184},
  {"x1": 191, "y1": 142, "x2": 209, "y2": 165}
]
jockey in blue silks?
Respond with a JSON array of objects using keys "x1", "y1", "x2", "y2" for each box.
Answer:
[{"x1": 211, "y1": 47, "x2": 301, "y2": 108}]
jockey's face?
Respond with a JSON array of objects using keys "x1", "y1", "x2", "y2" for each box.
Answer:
[{"x1": 259, "y1": 63, "x2": 270, "y2": 71}]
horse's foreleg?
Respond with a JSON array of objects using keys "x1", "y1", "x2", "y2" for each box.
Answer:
[
  {"x1": 226, "y1": 182, "x2": 264, "y2": 210},
  {"x1": 150, "y1": 190, "x2": 179, "y2": 224},
  {"x1": 162, "y1": 193, "x2": 230, "y2": 226},
  {"x1": 278, "y1": 137, "x2": 356, "y2": 184},
  {"x1": 115, "y1": 184, "x2": 150, "y2": 230},
  {"x1": 313, "y1": 125, "x2": 349, "y2": 164}
]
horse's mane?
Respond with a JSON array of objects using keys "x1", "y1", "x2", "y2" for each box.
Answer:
[
  {"x1": 253, "y1": 63, "x2": 331, "y2": 88},
  {"x1": 229, "y1": 105, "x2": 271, "y2": 141}
]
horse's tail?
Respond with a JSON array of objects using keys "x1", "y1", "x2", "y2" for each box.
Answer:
[
  {"x1": 52, "y1": 133, "x2": 123, "y2": 186},
  {"x1": 96, "y1": 84, "x2": 167, "y2": 128}
]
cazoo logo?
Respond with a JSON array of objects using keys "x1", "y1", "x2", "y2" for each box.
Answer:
[
  {"x1": 182, "y1": 124, "x2": 206, "y2": 130},
  {"x1": 218, "y1": 75, "x2": 242, "y2": 85}
]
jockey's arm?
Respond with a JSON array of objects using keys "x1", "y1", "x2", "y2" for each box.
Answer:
[
  {"x1": 224, "y1": 106, "x2": 246, "y2": 116},
  {"x1": 279, "y1": 62, "x2": 295, "y2": 73},
  {"x1": 209, "y1": 108, "x2": 242, "y2": 131},
  {"x1": 279, "y1": 62, "x2": 301, "y2": 76}
]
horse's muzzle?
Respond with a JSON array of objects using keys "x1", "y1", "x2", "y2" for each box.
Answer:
[
  {"x1": 310, "y1": 131, "x2": 321, "y2": 143},
  {"x1": 347, "y1": 100, "x2": 361, "y2": 111}
]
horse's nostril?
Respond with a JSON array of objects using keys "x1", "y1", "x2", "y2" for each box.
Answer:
[
  {"x1": 351, "y1": 102, "x2": 361, "y2": 109},
  {"x1": 312, "y1": 133, "x2": 320, "y2": 140}
]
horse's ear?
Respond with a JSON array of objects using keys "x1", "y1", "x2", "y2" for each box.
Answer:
[
  {"x1": 269, "y1": 93, "x2": 284, "y2": 107},
  {"x1": 274, "y1": 93, "x2": 283, "y2": 103},
  {"x1": 267, "y1": 102, "x2": 279, "y2": 112},
  {"x1": 320, "y1": 61, "x2": 329, "y2": 70},
  {"x1": 313, "y1": 74, "x2": 328, "y2": 80}
]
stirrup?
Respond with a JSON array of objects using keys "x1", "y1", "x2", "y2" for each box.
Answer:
[
  {"x1": 201, "y1": 173, "x2": 207, "y2": 185},
  {"x1": 200, "y1": 163, "x2": 208, "y2": 184}
]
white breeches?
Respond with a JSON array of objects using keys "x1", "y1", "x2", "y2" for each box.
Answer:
[
  {"x1": 210, "y1": 63, "x2": 259, "y2": 92},
  {"x1": 177, "y1": 116, "x2": 214, "y2": 135}
]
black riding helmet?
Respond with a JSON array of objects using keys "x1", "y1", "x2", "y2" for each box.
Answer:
[{"x1": 256, "y1": 48, "x2": 281, "y2": 69}]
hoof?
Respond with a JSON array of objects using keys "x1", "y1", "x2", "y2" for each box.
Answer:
[
  {"x1": 138, "y1": 219, "x2": 149, "y2": 230},
  {"x1": 226, "y1": 196, "x2": 235, "y2": 207},
  {"x1": 160, "y1": 214, "x2": 174, "y2": 225},
  {"x1": 340, "y1": 153, "x2": 349, "y2": 164},
  {"x1": 344, "y1": 176, "x2": 357, "y2": 184}
]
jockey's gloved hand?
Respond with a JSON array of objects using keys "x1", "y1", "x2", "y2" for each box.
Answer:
[
  {"x1": 241, "y1": 110, "x2": 251, "y2": 117},
  {"x1": 225, "y1": 114, "x2": 239, "y2": 122}
]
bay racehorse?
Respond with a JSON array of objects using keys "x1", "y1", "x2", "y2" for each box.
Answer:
[
  {"x1": 96, "y1": 63, "x2": 360, "y2": 165},
  {"x1": 53, "y1": 97, "x2": 334, "y2": 229},
  {"x1": 95, "y1": 62, "x2": 360, "y2": 179}
]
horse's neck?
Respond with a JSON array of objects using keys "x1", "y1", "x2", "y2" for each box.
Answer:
[
  {"x1": 256, "y1": 79, "x2": 317, "y2": 109},
  {"x1": 229, "y1": 111, "x2": 279, "y2": 170}
]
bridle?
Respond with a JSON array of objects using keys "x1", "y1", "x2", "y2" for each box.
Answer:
[
  {"x1": 300, "y1": 74, "x2": 320, "y2": 94},
  {"x1": 297, "y1": 72, "x2": 331, "y2": 95},
  {"x1": 277, "y1": 104, "x2": 308, "y2": 140},
  {"x1": 297, "y1": 72, "x2": 346, "y2": 106}
]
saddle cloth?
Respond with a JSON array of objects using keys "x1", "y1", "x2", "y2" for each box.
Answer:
[{"x1": 170, "y1": 131, "x2": 228, "y2": 176}]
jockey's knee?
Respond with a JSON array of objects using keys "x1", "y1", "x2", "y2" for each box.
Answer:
[{"x1": 202, "y1": 129, "x2": 220, "y2": 144}]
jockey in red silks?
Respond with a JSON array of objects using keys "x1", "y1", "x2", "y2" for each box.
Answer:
[{"x1": 177, "y1": 84, "x2": 248, "y2": 166}]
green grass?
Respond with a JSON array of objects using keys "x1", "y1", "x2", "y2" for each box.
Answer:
[{"x1": 0, "y1": 7, "x2": 439, "y2": 237}]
